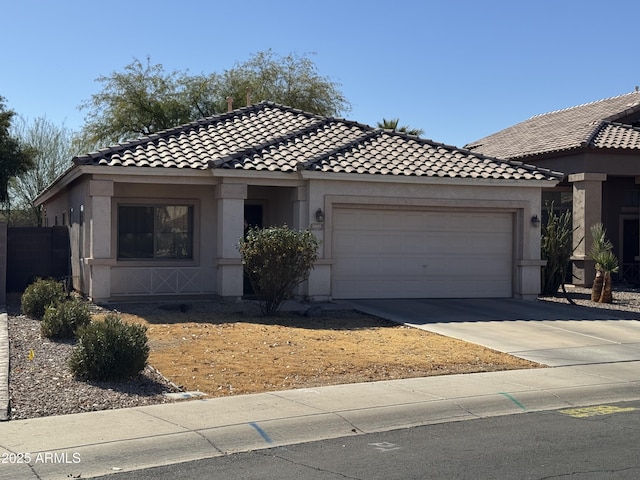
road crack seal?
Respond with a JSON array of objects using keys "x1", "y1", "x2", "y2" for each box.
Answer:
[{"x1": 257, "y1": 450, "x2": 363, "y2": 479}]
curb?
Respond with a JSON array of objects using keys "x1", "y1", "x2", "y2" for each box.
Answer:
[
  {"x1": 0, "y1": 312, "x2": 9, "y2": 421},
  {"x1": 2, "y1": 369, "x2": 640, "y2": 479}
]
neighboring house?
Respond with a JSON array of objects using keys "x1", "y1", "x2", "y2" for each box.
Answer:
[
  {"x1": 35, "y1": 102, "x2": 561, "y2": 303},
  {"x1": 466, "y1": 90, "x2": 640, "y2": 287}
]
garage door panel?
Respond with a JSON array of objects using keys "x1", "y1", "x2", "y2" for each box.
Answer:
[{"x1": 332, "y1": 208, "x2": 513, "y2": 299}]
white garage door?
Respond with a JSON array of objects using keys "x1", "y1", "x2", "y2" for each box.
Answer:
[{"x1": 332, "y1": 208, "x2": 513, "y2": 299}]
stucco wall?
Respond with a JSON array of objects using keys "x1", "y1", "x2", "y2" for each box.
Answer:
[
  {"x1": 108, "y1": 183, "x2": 219, "y2": 298},
  {"x1": 39, "y1": 170, "x2": 551, "y2": 302},
  {"x1": 304, "y1": 177, "x2": 545, "y2": 300}
]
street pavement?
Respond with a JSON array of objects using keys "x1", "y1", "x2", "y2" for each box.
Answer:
[{"x1": 1, "y1": 298, "x2": 640, "y2": 479}]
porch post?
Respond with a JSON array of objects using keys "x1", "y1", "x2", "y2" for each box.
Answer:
[
  {"x1": 291, "y1": 186, "x2": 308, "y2": 230},
  {"x1": 215, "y1": 183, "x2": 247, "y2": 297},
  {"x1": 569, "y1": 173, "x2": 606, "y2": 286},
  {"x1": 87, "y1": 180, "x2": 113, "y2": 301}
]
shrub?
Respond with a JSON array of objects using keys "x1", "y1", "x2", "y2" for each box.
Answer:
[
  {"x1": 41, "y1": 298, "x2": 91, "y2": 340},
  {"x1": 69, "y1": 314, "x2": 150, "y2": 381},
  {"x1": 238, "y1": 225, "x2": 319, "y2": 315},
  {"x1": 21, "y1": 278, "x2": 67, "y2": 320}
]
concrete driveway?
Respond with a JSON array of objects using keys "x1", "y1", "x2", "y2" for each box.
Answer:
[{"x1": 341, "y1": 298, "x2": 640, "y2": 367}]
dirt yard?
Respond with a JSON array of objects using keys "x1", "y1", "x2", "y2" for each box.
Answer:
[{"x1": 99, "y1": 301, "x2": 541, "y2": 397}]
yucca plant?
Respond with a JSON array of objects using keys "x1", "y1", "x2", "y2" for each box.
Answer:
[
  {"x1": 541, "y1": 204, "x2": 575, "y2": 296},
  {"x1": 588, "y1": 223, "x2": 618, "y2": 303},
  {"x1": 591, "y1": 249, "x2": 619, "y2": 303}
]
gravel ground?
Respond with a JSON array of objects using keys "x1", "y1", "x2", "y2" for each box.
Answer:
[
  {"x1": 6, "y1": 301, "x2": 181, "y2": 421},
  {"x1": 6, "y1": 287, "x2": 640, "y2": 421},
  {"x1": 539, "y1": 285, "x2": 640, "y2": 313}
]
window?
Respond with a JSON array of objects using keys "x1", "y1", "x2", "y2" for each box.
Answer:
[
  {"x1": 542, "y1": 190, "x2": 572, "y2": 211},
  {"x1": 118, "y1": 205, "x2": 193, "y2": 260},
  {"x1": 624, "y1": 189, "x2": 640, "y2": 207}
]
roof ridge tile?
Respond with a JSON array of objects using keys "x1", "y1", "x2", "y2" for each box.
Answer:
[
  {"x1": 298, "y1": 129, "x2": 380, "y2": 171},
  {"x1": 530, "y1": 91, "x2": 640, "y2": 120},
  {"x1": 210, "y1": 116, "x2": 332, "y2": 168}
]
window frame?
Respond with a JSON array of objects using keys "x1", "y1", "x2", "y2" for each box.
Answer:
[{"x1": 116, "y1": 202, "x2": 196, "y2": 262}]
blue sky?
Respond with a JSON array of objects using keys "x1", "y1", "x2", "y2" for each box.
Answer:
[{"x1": 2, "y1": 0, "x2": 640, "y2": 148}]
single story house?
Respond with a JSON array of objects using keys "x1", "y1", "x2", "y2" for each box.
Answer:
[
  {"x1": 35, "y1": 102, "x2": 561, "y2": 303},
  {"x1": 466, "y1": 90, "x2": 640, "y2": 286}
]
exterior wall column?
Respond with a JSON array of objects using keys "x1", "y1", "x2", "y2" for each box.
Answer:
[
  {"x1": 215, "y1": 183, "x2": 247, "y2": 298},
  {"x1": 306, "y1": 186, "x2": 331, "y2": 301},
  {"x1": 515, "y1": 194, "x2": 547, "y2": 300},
  {"x1": 569, "y1": 172, "x2": 607, "y2": 286},
  {"x1": 87, "y1": 180, "x2": 113, "y2": 302},
  {"x1": 291, "y1": 186, "x2": 308, "y2": 230}
]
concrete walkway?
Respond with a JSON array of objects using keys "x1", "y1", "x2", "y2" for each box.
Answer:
[
  {"x1": 343, "y1": 298, "x2": 640, "y2": 366},
  {"x1": 1, "y1": 299, "x2": 640, "y2": 479}
]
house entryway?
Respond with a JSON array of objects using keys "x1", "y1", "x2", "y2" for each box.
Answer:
[
  {"x1": 243, "y1": 204, "x2": 264, "y2": 295},
  {"x1": 621, "y1": 217, "x2": 640, "y2": 284}
]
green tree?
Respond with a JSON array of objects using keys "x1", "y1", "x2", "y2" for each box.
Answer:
[
  {"x1": 79, "y1": 51, "x2": 351, "y2": 147},
  {"x1": 79, "y1": 57, "x2": 193, "y2": 146},
  {"x1": 0, "y1": 96, "x2": 36, "y2": 211},
  {"x1": 10, "y1": 116, "x2": 77, "y2": 225},
  {"x1": 238, "y1": 226, "x2": 320, "y2": 316},
  {"x1": 377, "y1": 118, "x2": 424, "y2": 137},
  {"x1": 219, "y1": 50, "x2": 350, "y2": 118}
]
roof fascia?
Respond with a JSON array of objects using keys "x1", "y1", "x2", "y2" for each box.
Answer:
[
  {"x1": 210, "y1": 168, "x2": 303, "y2": 182},
  {"x1": 34, "y1": 166, "x2": 82, "y2": 205},
  {"x1": 35, "y1": 165, "x2": 219, "y2": 205},
  {"x1": 88, "y1": 166, "x2": 216, "y2": 185},
  {"x1": 299, "y1": 170, "x2": 561, "y2": 188}
]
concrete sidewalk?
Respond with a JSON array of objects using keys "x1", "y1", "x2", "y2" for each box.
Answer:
[{"x1": 1, "y1": 361, "x2": 640, "y2": 479}]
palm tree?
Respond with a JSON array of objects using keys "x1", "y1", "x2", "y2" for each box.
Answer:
[
  {"x1": 377, "y1": 118, "x2": 424, "y2": 137},
  {"x1": 588, "y1": 223, "x2": 618, "y2": 303}
]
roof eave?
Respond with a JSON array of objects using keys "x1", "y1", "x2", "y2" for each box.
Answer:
[
  {"x1": 299, "y1": 170, "x2": 561, "y2": 187},
  {"x1": 34, "y1": 166, "x2": 82, "y2": 206}
]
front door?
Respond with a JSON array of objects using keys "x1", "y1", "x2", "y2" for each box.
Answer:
[
  {"x1": 243, "y1": 204, "x2": 264, "y2": 294},
  {"x1": 622, "y1": 218, "x2": 639, "y2": 283}
]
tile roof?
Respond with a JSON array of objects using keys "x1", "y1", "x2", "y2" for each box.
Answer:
[
  {"x1": 74, "y1": 102, "x2": 562, "y2": 182},
  {"x1": 465, "y1": 91, "x2": 640, "y2": 159},
  {"x1": 591, "y1": 122, "x2": 640, "y2": 150}
]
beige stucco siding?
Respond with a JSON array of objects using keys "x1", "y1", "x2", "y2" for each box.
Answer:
[
  {"x1": 304, "y1": 177, "x2": 546, "y2": 300},
  {"x1": 108, "y1": 183, "x2": 219, "y2": 298},
  {"x1": 36, "y1": 168, "x2": 552, "y2": 302}
]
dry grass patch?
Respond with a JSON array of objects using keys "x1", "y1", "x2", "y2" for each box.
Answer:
[{"x1": 97, "y1": 303, "x2": 541, "y2": 397}]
